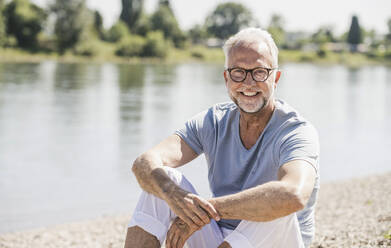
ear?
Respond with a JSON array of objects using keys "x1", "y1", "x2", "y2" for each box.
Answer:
[
  {"x1": 223, "y1": 70, "x2": 229, "y2": 86},
  {"x1": 274, "y1": 70, "x2": 281, "y2": 84}
]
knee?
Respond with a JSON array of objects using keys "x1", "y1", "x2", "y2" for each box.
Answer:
[
  {"x1": 163, "y1": 167, "x2": 198, "y2": 195},
  {"x1": 162, "y1": 166, "x2": 184, "y2": 185},
  {"x1": 124, "y1": 226, "x2": 160, "y2": 248}
]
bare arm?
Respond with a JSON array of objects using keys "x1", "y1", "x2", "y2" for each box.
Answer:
[
  {"x1": 132, "y1": 134, "x2": 197, "y2": 196},
  {"x1": 132, "y1": 134, "x2": 220, "y2": 229},
  {"x1": 209, "y1": 160, "x2": 316, "y2": 222}
]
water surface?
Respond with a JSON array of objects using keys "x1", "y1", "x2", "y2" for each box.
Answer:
[{"x1": 0, "y1": 61, "x2": 390, "y2": 233}]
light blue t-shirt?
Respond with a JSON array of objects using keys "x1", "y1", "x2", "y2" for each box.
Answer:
[{"x1": 175, "y1": 99, "x2": 320, "y2": 247}]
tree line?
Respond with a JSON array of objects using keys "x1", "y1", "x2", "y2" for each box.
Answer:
[{"x1": 0, "y1": 0, "x2": 391, "y2": 59}]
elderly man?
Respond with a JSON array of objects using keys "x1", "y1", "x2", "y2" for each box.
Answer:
[{"x1": 124, "y1": 28, "x2": 319, "y2": 248}]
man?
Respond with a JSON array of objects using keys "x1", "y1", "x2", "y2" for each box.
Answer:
[{"x1": 124, "y1": 28, "x2": 319, "y2": 248}]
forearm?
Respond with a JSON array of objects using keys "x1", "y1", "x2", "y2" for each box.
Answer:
[
  {"x1": 210, "y1": 181, "x2": 305, "y2": 222},
  {"x1": 132, "y1": 152, "x2": 186, "y2": 201}
]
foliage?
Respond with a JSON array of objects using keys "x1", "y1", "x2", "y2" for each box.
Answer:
[
  {"x1": 312, "y1": 26, "x2": 335, "y2": 45},
  {"x1": 205, "y1": 2, "x2": 256, "y2": 40},
  {"x1": 120, "y1": 0, "x2": 143, "y2": 30},
  {"x1": 106, "y1": 21, "x2": 129, "y2": 42},
  {"x1": 267, "y1": 14, "x2": 285, "y2": 48},
  {"x1": 74, "y1": 37, "x2": 101, "y2": 56},
  {"x1": 115, "y1": 34, "x2": 145, "y2": 57},
  {"x1": 3, "y1": 0, "x2": 47, "y2": 48},
  {"x1": 93, "y1": 10, "x2": 104, "y2": 39},
  {"x1": 115, "y1": 31, "x2": 169, "y2": 58},
  {"x1": 0, "y1": 1, "x2": 6, "y2": 46},
  {"x1": 142, "y1": 31, "x2": 169, "y2": 57},
  {"x1": 386, "y1": 18, "x2": 391, "y2": 49},
  {"x1": 150, "y1": 1, "x2": 185, "y2": 48},
  {"x1": 133, "y1": 13, "x2": 151, "y2": 36},
  {"x1": 364, "y1": 29, "x2": 382, "y2": 50},
  {"x1": 347, "y1": 15, "x2": 362, "y2": 52},
  {"x1": 51, "y1": 0, "x2": 94, "y2": 53},
  {"x1": 188, "y1": 24, "x2": 208, "y2": 45}
]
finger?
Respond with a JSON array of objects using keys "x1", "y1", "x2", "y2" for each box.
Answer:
[
  {"x1": 174, "y1": 208, "x2": 196, "y2": 228},
  {"x1": 166, "y1": 226, "x2": 174, "y2": 248},
  {"x1": 182, "y1": 206, "x2": 204, "y2": 227},
  {"x1": 177, "y1": 237, "x2": 186, "y2": 248},
  {"x1": 195, "y1": 197, "x2": 220, "y2": 221},
  {"x1": 171, "y1": 229, "x2": 181, "y2": 248},
  {"x1": 179, "y1": 213, "x2": 198, "y2": 230},
  {"x1": 193, "y1": 205, "x2": 211, "y2": 225}
]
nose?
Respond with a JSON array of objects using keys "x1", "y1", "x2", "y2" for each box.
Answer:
[{"x1": 242, "y1": 71, "x2": 256, "y2": 85}]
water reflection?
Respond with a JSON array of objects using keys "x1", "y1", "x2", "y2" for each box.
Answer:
[
  {"x1": 347, "y1": 67, "x2": 360, "y2": 85},
  {"x1": 0, "y1": 61, "x2": 390, "y2": 233}
]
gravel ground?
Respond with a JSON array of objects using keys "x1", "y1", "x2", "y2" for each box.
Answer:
[{"x1": 1, "y1": 172, "x2": 390, "y2": 248}]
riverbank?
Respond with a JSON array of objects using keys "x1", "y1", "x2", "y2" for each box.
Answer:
[
  {"x1": 1, "y1": 47, "x2": 390, "y2": 67},
  {"x1": 1, "y1": 172, "x2": 390, "y2": 248}
]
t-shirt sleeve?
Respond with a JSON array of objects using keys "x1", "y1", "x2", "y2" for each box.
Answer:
[
  {"x1": 278, "y1": 124, "x2": 320, "y2": 174},
  {"x1": 174, "y1": 109, "x2": 214, "y2": 155}
]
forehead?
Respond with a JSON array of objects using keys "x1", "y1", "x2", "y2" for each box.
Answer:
[{"x1": 227, "y1": 42, "x2": 273, "y2": 68}]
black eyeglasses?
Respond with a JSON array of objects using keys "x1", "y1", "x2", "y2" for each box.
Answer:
[{"x1": 226, "y1": 67, "x2": 278, "y2": 83}]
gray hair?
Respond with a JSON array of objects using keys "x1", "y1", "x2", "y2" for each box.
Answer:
[{"x1": 223, "y1": 28, "x2": 279, "y2": 69}]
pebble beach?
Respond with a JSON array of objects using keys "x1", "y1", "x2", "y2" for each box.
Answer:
[{"x1": 1, "y1": 172, "x2": 390, "y2": 248}]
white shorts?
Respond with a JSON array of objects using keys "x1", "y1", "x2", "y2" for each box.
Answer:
[{"x1": 128, "y1": 167, "x2": 304, "y2": 248}]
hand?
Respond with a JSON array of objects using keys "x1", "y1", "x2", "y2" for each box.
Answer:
[
  {"x1": 164, "y1": 188, "x2": 220, "y2": 231},
  {"x1": 166, "y1": 217, "x2": 198, "y2": 248}
]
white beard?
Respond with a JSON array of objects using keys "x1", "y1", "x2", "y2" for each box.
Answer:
[{"x1": 236, "y1": 95, "x2": 266, "y2": 113}]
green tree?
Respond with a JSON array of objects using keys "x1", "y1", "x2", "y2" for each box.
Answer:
[
  {"x1": 267, "y1": 14, "x2": 285, "y2": 48},
  {"x1": 386, "y1": 18, "x2": 391, "y2": 49},
  {"x1": 93, "y1": 10, "x2": 104, "y2": 39},
  {"x1": 0, "y1": 0, "x2": 6, "y2": 46},
  {"x1": 205, "y1": 2, "x2": 256, "y2": 40},
  {"x1": 347, "y1": 15, "x2": 362, "y2": 52},
  {"x1": 312, "y1": 26, "x2": 335, "y2": 44},
  {"x1": 106, "y1": 21, "x2": 129, "y2": 42},
  {"x1": 120, "y1": 0, "x2": 143, "y2": 30},
  {"x1": 142, "y1": 31, "x2": 169, "y2": 57},
  {"x1": 133, "y1": 13, "x2": 151, "y2": 36},
  {"x1": 150, "y1": 0, "x2": 185, "y2": 48},
  {"x1": 51, "y1": 0, "x2": 94, "y2": 52},
  {"x1": 3, "y1": 0, "x2": 47, "y2": 48},
  {"x1": 115, "y1": 34, "x2": 145, "y2": 57},
  {"x1": 188, "y1": 24, "x2": 207, "y2": 44}
]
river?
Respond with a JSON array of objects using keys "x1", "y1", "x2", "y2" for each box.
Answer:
[{"x1": 0, "y1": 61, "x2": 390, "y2": 233}]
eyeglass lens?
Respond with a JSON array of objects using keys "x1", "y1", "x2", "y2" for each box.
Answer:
[{"x1": 230, "y1": 68, "x2": 269, "y2": 82}]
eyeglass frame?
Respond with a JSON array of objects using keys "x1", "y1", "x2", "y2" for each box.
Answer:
[{"x1": 226, "y1": 67, "x2": 279, "y2": 83}]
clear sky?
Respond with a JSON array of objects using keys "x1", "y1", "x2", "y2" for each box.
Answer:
[{"x1": 32, "y1": 0, "x2": 391, "y2": 35}]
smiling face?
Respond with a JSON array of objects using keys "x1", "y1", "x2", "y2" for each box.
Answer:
[{"x1": 224, "y1": 43, "x2": 280, "y2": 114}]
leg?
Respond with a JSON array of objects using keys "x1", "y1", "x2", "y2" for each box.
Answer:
[
  {"x1": 124, "y1": 226, "x2": 160, "y2": 248},
  {"x1": 223, "y1": 213, "x2": 304, "y2": 248},
  {"x1": 124, "y1": 167, "x2": 224, "y2": 248}
]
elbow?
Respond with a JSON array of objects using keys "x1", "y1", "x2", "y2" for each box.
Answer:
[
  {"x1": 291, "y1": 188, "x2": 308, "y2": 212},
  {"x1": 132, "y1": 151, "x2": 160, "y2": 177},
  {"x1": 283, "y1": 183, "x2": 307, "y2": 212},
  {"x1": 132, "y1": 153, "x2": 149, "y2": 176},
  {"x1": 131, "y1": 156, "x2": 140, "y2": 175}
]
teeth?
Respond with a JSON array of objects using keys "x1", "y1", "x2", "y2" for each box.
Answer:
[{"x1": 242, "y1": 92, "x2": 257, "y2": 96}]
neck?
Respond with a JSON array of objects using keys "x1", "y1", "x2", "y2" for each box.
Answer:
[{"x1": 239, "y1": 99, "x2": 275, "y2": 131}]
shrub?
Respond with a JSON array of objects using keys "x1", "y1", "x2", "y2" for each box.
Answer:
[
  {"x1": 106, "y1": 21, "x2": 129, "y2": 43},
  {"x1": 385, "y1": 50, "x2": 391, "y2": 60},
  {"x1": 142, "y1": 31, "x2": 169, "y2": 58},
  {"x1": 115, "y1": 34, "x2": 145, "y2": 57},
  {"x1": 4, "y1": 0, "x2": 47, "y2": 48},
  {"x1": 316, "y1": 48, "x2": 327, "y2": 58},
  {"x1": 73, "y1": 38, "x2": 100, "y2": 56}
]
